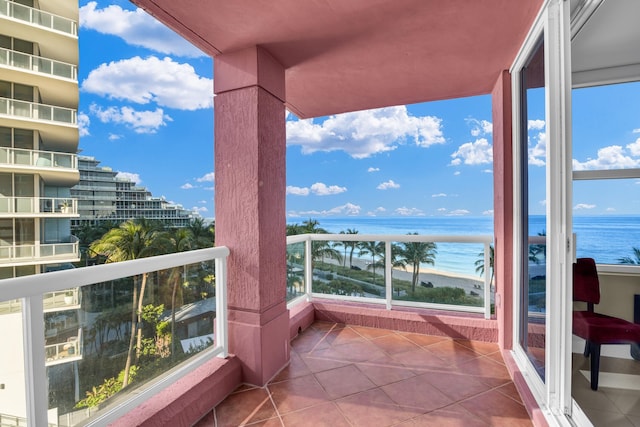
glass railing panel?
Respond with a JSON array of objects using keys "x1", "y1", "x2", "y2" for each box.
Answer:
[
  {"x1": 14, "y1": 149, "x2": 32, "y2": 165},
  {"x1": 391, "y1": 241, "x2": 486, "y2": 308},
  {"x1": 286, "y1": 241, "x2": 305, "y2": 301},
  {"x1": 15, "y1": 197, "x2": 33, "y2": 213},
  {"x1": 0, "y1": 98, "x2": 76, "y2": 124},
  {"x1": 48, "y1": 259, "x2": 218, "y2": 425},
  {"x1": 312, "y1": 239, "x2": 385, "y2": 299}
]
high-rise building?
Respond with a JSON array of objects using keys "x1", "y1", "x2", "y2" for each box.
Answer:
[
  {"x1": 0, "y1": 0, "x2": 80, "y2": 278},
  {"x1": 71, "y1": 155, "x2": 197, "y2": 230},
  {"x1": 0, "y1": 0, "x2": 80, "y2": 423}
]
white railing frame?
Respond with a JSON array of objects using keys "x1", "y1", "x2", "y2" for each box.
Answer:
[
  {"x1": 286, "y1": 233, "x2": 494, "y2": 318},
  {"x1": 0, "y1": 46, "x2": 77, "y2": 80},
  {"x1": 0, "y1": 196, "x2": 77, "y2": 215},
  {"x1": 0, "y1": 146, "x2": 78, "y2": 169},
  {"x1": 0, "y1": 246, "x2": 229, "y2": 427},
  {"x1": 0, "y1": 97, "x2": 77, "y2": 125},
  {"x1": 0, "y1": 0, "x2": 78, "y2": 36}
]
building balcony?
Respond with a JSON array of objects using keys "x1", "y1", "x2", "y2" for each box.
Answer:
[
  {"x1": 0, "y1": 147, "x2": 78, "y2": 185},
  {"x1": 0, "y1": 0, "x2": 77, "y2": 35},
  {"x1": 45, "y1": 327, "x2": 82, "y2": 367},
  {"x1": 0, "y1": 196, "x2": 78, "y2": 217},
  {"x1": 0, "y1": 97, "x2": 78, "y2": 150},
  {"x1": 0, "y1": 236, "x2": 79, "y2": 265},
  {"x1": 0, "y1": 47, "x2": 78, "y2": 107}
]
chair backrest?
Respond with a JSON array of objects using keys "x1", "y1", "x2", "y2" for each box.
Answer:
[{"x1": 573, "y1": 257, "x2": 600, "y2": 305}]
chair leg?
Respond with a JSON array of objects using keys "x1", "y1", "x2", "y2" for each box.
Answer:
[
  {"x1": 589, "y1": 342, "x2": 601, "y2": 391},
  {"x1": 583, "y1": 340, "x2": 590, "y2": 357}
]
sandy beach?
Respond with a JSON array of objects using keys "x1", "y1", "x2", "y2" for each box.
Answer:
[{"x1": 325, "y1": 256, "x2": 488, "y2": 297}]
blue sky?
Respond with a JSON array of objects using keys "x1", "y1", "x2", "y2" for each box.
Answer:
[{"x1": 78, "y1": 1, "x2": 640, "y2": 220}]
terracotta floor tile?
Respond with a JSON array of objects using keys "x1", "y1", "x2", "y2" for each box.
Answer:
[
  {"x1": 323, "y1": 326, "x2": 368, "y2": 346},
  {"x1": 460, "y1": 389, "x2": 533, "y2": 427},
  {"x1": 280, "y1": 401, "x2": 351, "y2": 427},
  {"x1": 312, "y1": 339, "x2": 388, "y2": 362},
  {"x1": 314, "y1": 364, "x2": 376, "y2": 399},
  {"x1": 244, "y1": 417, "x2": 284, "y2": 427},
  {"x1": 425, "y1": 339, "x2": 482, "y2": 365},
  {"x1": 192, "y1": 410, "x2": 214, "y2": 427},
  {"x1": 351, "y1": 325, "x2": 396, "y2": 339},
  {"x1": 457, "y1": 356, "x2": 512, "y2": 388},
  {"x1": 370, "y1": 333, "x2": 422, "y2": 355},
  {"x1": 311, "y1": 321, "x2": 346, "y2": 332},
  {"x1": 388, "y1": 347, "x2": 452, "y2": 372},
  {"x1": 394, "y1": 404, "x2": 490, "y2": 426},
  {"x1": 271, "y1": 351, "x2": 312, "y2": 383},
  {"x1": 356, "y1": 361, "x2": 417, "y2": 386},
  {"x1": 399, "y1": 332, "x2": 449, "y2": 347},
  {"x1": 381, "y1": 374, "x2": 454, "y2": 411},
  {"x1": 424, "y1": 370, "x2": 492, "y2": 401},
  {"x1": 214, "y1": 387, "x2": 278, "y2": 427},
  {"x1": 268, "y1": 374, "x2": 330, "y2": 414},
  {"x1": 454, "y1": 339, "x2": 500, "y2": 355},
  {"x1": 495, "y1": 381, "x2": 525, "y2": 404},
  {"x1": 300, "y1": 354, "x2": 351, "y2": 373},
  {"x1": 336, "y1": 388, "x2": 424, "y2": 426},
  {"x1": 291, "y1": 330, "x2": 331, "y2": 353}
]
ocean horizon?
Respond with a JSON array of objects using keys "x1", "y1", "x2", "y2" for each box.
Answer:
[{"x1": 287, "y1": 215, "x2": 640, "y2": 276}]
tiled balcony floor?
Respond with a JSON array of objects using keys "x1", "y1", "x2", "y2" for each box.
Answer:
[{"x1": 195, "y1": 321, "x2": 533, "y2": 426}]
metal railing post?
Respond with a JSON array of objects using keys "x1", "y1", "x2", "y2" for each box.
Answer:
[
  {"x1": 304, "y1": 237, "x2": 313, "y2": 301},
  {"x1": 385, "y1": 240, "x2": 392, "y2": 310},
  {"x1": 215, "y1": 256, "x2": 228, "y2": 358}
]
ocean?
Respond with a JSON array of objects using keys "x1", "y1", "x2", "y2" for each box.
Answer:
[{"x1": 288, "y1": 215, "x2": 640, "y2": 276}]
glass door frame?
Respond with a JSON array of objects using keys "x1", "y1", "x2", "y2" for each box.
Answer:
[{"x1": 510, "y1": 0, "x2": 574, "y2": 422}]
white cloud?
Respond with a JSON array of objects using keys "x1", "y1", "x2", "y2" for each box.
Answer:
[
  {"x1": 82, "y1": 56, "x2": 213, "y2": 110},
  {"x1": 310, "y1": 182, "x2": 347, "y2": 196},
  {"x1": 634, "y1": 129, "x2": 640, "y2": 134},
  {"x1": 395, "y1": 207, "x2": 424, "y2": 216},
  {"x1": 574, "y1": 203, "x2": 596, "y2": 210},
  {"x1": 432, "y1": 193, "x2": 447, "y2": 198},
  {"x1": 483, "y1": 210, "x2": 494, "y2": 216},
  {"x1": 286, "y1": 106, "x2": 444, "y2": 158},
  {"x1": 181, "y1": 183, "x2": 194, "y2": 189},
  {"x1": 572, "y1": 145, "x2": 640, "y2": 170},
  {"x1": 198, "y1": 200, "x2": 207, "y2": 204},
  {"x1": 192, "y1": 206, "x2": 208, "y2": 213},
  {"x1": 451, "y1": 138, "x2": 493, "y2": 165},
  {"x1": 447, "y1": 209, "x2": 471, "y2": 216},
  {"x1": 528, "y1": 119, "x2": 545, "y2": 130},
  {"x1": 295, "y1": 203, "x2": 361, "y2": 216},
  {"x1": 80, "y1": 2, "x2": 204, "y2": 58},
  {"x1": 467, "y1": 118, "x2": 492, "y2": 137},
  {"x1": 116, "y1": 171, "x2": 141, "y2": 184},
  {"x1": 108, "y1": 133, "x2": 122, "y2": 141},
  {"x1": 482, "y1": 169, "x2": 492, "y2": 174},
  {"x1": 90, "y1": 104, "x2": 170, "y2": 134},
  {"x1": 437, "y1": 208, "x2": 447, "y2": 212},
  {"x1": 366, "y1": 206, "x2": 387, "y2": 216},
  {"x1": 528, "y1": 130, "x2": 547, "y2": 167},
  {"x1": 453, "y1": 171, "x2": 461, "y2": 176},
  {"x1": 377, "y1": 180, "x2": 400, "y2": 190},
  {"x1": 78, "y1": 112, "x2": 90, "y2": 136},
  {"x1": 196, "y1": 172, "x2": 215, "y2": 183},
  {"x1": 626, "y1": 138, "x2": 640, "y2": 156},
  {"x1": 606, "y1": 207, "x2": 616, "y2": 212},
  {"x1": 367, "y1": 167, "x2": 380, "y2": 172},
  {"x1": 286, "y1": 186, "x2": 310, "y2": 196}
]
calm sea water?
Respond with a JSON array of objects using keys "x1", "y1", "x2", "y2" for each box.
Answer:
[{"x1": 288, "y1": 215, "x2": 640, "y2": 276}]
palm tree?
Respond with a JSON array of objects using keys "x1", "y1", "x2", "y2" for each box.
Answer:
[
  {"x1": 187, "y1": 217, "x2": 214, "y2": 248},
  {"x1": 338, "y1": 228, "x2": 359, "y2": 267},
  {"x1": 396, "y1": 233, "x2": 438, "y2": 294},
  {"x1": 167, "y1": 228, "x2": 194, "y2": 357},
  {"x1": 358, "y1": 241, "x2": 385, "y2": 284},
  {"x1": 618, "y1": 247, "x2": 640, "y2": 264},
  {"x1": 89, "y1": 218, "x2": 168, "y2": 387},
  {"x1": 475, "y1": 244, "x2": 495, "y2": 286}
]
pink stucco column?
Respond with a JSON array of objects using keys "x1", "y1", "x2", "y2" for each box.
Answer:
[
  {"x1": 214, "y1": 46, "x2": 289, "y2": 386},
  {"x1": 492, "y1": 70, "x2": 514, "y2": 351}
]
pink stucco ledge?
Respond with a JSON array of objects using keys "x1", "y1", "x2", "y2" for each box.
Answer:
[
  {"x1": 312, "y1": 299, "x2": 498, "y2": 342},
  {"x1": 110, "y1": 355, "x2": 242, "y2": 427},
  {"x1": 289, "y1": 299, "x2": 315, "y2": 339}
]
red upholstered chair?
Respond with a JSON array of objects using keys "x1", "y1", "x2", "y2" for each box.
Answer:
[{"x1": 572, "y1": 257, "x2": 640, "y2": 390}]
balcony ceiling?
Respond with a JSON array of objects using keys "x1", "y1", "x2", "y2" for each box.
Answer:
[{"x1": 131, "y1": 0, "x2": 543, "y2": 119}]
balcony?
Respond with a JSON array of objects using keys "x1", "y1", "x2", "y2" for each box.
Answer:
[
  {"x1": 0, "y1": 196, "x2": 78, "y2": 217},
  {"x1": 0, "y1": 47, "x2": 78, "y2": 107},
  {"x1": 0, "y1": 147, "x2": 78, "y2": 184},
  {"x1": 0, "y1": 236, "x2": 79, "y2": 265},
  {"x1": 0, "y1": 0, "x2": 77, "y2": 36},
  {"x1": 45, "y1": 328, "x2": 82, "y2": 367},
  {"x1": 0, "y1": 230, "x2": 526, "y2": 426}
]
